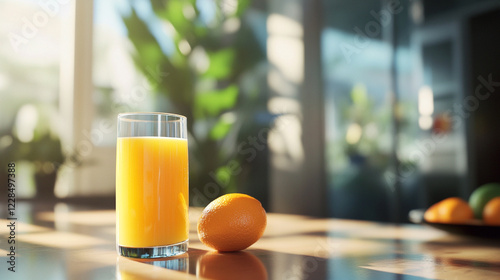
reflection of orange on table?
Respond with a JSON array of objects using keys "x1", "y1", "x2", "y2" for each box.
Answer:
[
  {"x1": 116, "y1": 137, "x2": 189, "y2": 248},
  {"x1": 197, "y1": 251, "x2": 267, "y2": 280}
]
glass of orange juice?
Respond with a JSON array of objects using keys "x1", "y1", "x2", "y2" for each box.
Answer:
[{"x1": 116, "y1": 112, "x2": 189, "y2": 258}]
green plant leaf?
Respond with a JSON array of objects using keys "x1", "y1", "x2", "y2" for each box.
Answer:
[
  {"x1": 122, "y1": 8, "x2": 168, "y2": 87},
  {"x1": 209, "y1": 117, "x2": 234, "y2": 140},
  {"x1": 215, "y1": 162, "x2": 239, "y2": 192},
  {"x1": 166, "y1": 0, "x2": 189, "y2": 31},
  {"x1": 150, "y1": 1, "x2": 167, "y2": 16},
  {"x1": 236, "y1": 0, "x2": 251, "y2": 17},
  {"x1": 351, "y1": 84, "x2": 368, "y2": 107},
  {"x1": 204, "y1": 49, "x2": 235, "y2": 79},
  {"x1": 195, "y1": 85, "x2": 238, "y2": 118}
]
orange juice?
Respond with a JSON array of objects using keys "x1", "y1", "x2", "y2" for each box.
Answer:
[{"x1": 116, "y1": 137, "x2": 188, "y2": 247}]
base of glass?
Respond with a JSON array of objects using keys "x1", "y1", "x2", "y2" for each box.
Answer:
[{"x1": 118, "y1": 240, "x2": 188, "y2": 259}]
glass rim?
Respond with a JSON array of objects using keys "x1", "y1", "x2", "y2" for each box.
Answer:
[{"x1": 118, "y1": 112, "x2": 186, "y2": 121}]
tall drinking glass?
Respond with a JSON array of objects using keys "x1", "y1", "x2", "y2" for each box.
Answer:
[{"x1": 116, "y1": 113, "x2": 189, "y2": 258}]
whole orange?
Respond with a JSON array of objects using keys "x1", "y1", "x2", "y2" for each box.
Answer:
[
  {"x1": 197, "y1": 193, "x2": 267, "y2": 252},
  {"x1": 424, "y1": 197, "x2": 474, "y2": 224},
  {"x1": 483, "y1": 197, "x2": 500, "y2": 226}
]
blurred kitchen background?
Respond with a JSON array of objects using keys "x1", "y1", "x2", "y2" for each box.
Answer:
[{"x1": 1, "y1": 0, "x2": 500, "y2": 223}]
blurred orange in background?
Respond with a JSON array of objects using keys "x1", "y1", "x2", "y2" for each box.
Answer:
[{"x1": 424, "y1": 197, "x2": 474, "y2": 224}]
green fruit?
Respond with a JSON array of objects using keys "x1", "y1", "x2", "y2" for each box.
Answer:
[{"x1": 469, "y1": 183, "x2": 500, "y2": 219}]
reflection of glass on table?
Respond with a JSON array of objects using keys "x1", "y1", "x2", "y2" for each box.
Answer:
[{"x1": 117, "y1": 254, "x2": 189, "y2": 279}]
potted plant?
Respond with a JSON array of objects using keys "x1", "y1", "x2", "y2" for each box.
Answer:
[
  {"x1": 119, "y1": 0, "x2": 269, "y2": 205},
  {"x1": 7, "y1": 104, "x2": 65, "y2": 199},
  {"x1": 27, "y1": 133, "x2": 64, "y2": 199}
]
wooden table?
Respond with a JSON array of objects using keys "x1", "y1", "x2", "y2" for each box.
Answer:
[{"x1": 1, "y1": 202, "x2": 500, "y2": 279}]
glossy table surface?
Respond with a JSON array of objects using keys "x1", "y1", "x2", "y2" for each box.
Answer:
[{"x1": 1, "y1": 202, "x2": 500, "y2": 280}]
